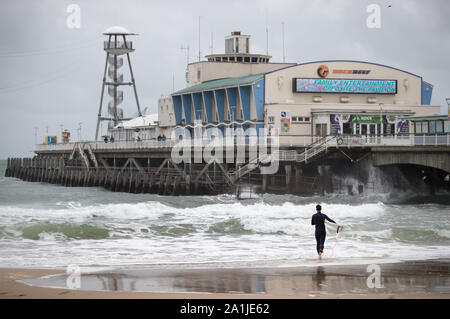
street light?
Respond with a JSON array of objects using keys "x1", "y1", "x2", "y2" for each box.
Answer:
[
  {"x1": 379, "y1": 103, "x2": 384, "y2": 136},
  {"x1": 446, "y1": 98, "x2": 450, "y2": 120},
  {"x1": 78, "y1": 122, "x2": 82, "y2": 141}
]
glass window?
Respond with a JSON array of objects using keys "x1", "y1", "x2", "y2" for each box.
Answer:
[
  {"x1": 436, "y1": 120, "x2": 444, "y2": 133},
  {"x1": 414, "y1": 122, "x2": 421, "y2": 134},
  {"x1": 292, "y1": 116, "x2": 297, "y2": 122},
  {"x1": 298, "y1": 117, "x2": 304, "y2": 122},
  {"x1": 445, "y1": 120, "x2": 450, "y2": 133},
  {"x1": 429, "y1": 121, "x2": 436, "y2": 134},
  {"x1": 390, "y1": 124, "x2": 395, "y2": 135},
  {"x1": 422, "y1": 121, "x2": 429, "y2": 133},
  {"x1": 304, "y1": 117, "x2": 310, "y2": 122},
  {"x1": 343, "y1": 123, "x2": 352, "y2": 134}
]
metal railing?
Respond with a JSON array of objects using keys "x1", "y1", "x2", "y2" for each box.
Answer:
[
  {"x1": 34, "y1": 133, "x2": 450, "y2": 153},
  {"x1": 328, "y1": 133, "x2": 450, "y2": 147},
  {"x1": 35, "y1": 140, "x2": 177, "y2": 152},
  {"x1": 273, "y1": 133, "x2": 450, "y2": 163},
  {"x1": 104, "y1": 41, "x2": 133, "y2": 50}
]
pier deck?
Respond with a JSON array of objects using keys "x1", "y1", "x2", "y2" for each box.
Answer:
[{"x1": 5, "y1": 134, "x2": 450, "y2": 196}]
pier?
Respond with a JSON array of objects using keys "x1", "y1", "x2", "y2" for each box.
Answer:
[
  {"x1": 4, "y1": 29, "x2": 450, "y2": 196},
  {"x1": 5, "y1": 133, "x2": 450, "y2": 196}
]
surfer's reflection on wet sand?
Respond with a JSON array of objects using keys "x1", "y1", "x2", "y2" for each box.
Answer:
[
  {"x1": 312, "y1": 267, "x2": 326, "y2": 290},
  {"x1": 22, "y1": 260, "x2": 450, "y2": 295}
]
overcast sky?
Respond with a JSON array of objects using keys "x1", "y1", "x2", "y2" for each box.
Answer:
[{"x1": 0, "y1": 0, "x2": 449, "y2": 158}]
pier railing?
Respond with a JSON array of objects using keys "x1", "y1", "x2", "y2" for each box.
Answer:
[{"x1": 34, "y1": 133, "x2": 450, "y2": 153}]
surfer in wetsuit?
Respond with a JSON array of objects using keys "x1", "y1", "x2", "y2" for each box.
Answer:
[{"x1": 311, "y1": 204, "x2": 336, "y2": 260}]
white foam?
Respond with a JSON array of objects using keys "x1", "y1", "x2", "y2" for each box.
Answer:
[
  {"x1": 38, "y1": 232, "x2": 67, "y2": 241},
  {"x1": 436, "y1": 229, "x2": 450, "y2": 239},
  {"x1": 0, "y1": 199, "x2": 449, "y2": 269}
]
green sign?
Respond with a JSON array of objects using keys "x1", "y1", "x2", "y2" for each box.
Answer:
[{"x1": 351, "y1": 115, "x2": 382, "y2": 124}]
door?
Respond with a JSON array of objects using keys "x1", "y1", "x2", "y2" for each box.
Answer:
[
  {"x1": 361, "y1": 124, "x2": 368, "y2": 135},
  {"x1": 369, "y1": 123, "x2": 376, "y2": 143},
  {"x1": 316, "y1": 124, "x2": 327, "y2": 137},
  {"x1": 360, "y1": 123, "x2": 376, "y2": 143}
]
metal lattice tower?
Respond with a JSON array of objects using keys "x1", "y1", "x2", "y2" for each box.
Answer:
[{"x1": 95, "y1": 26, "x2": 142, "y2": 140}]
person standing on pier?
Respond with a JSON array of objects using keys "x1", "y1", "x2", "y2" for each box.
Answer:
[{"x1": 311, "y1": 204, "x2": 337, "y2": 260}]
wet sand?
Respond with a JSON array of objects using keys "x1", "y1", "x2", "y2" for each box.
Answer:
[{"x1": 1, "y1": 259, "x2": 449, "y2": 299}]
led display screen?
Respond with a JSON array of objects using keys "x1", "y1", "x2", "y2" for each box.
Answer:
[{"x1": 293, "y1": 78, "x2": 397, "y2": 94}]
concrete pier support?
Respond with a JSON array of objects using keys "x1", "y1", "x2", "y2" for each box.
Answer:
[
  {"x1": 317, "y1": 165, "x2": 333, "y2": 195},
  {"x1": 262, "y1": 175, "x2": 268, "y2": 193},
  {"x1": 285, "y1": 165, "x2": 293, "y2": 192},
  {"x1": 295, "y1": 167, "x2": 302, "y2": 194}
]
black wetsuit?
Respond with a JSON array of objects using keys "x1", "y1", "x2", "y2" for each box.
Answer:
[{"x1": 311, "y1": 212, "x2": 336, "y2": 254}]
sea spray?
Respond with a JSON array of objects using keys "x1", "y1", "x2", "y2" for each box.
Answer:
[{"x1": 0, "y1": 158, "x2": 449, "y2": 268}]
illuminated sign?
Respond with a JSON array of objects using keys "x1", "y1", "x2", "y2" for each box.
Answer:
[{"x1": 293, "y1": 78, "x2": 397, "y2": 94}]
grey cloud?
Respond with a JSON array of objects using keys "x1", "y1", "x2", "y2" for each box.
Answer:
[{"x1": 0, "y1": 0, "x2": 449, "y2": 158}]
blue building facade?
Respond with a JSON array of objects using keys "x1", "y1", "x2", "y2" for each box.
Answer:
[{"x1": 171, "y1": 74, "x2": 265, "y2": 137}]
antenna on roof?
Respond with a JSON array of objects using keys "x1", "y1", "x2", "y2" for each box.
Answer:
[
  {"x1": 198, "y1": 16, "x2": 201, "y2": 62},
  {"x1": 180, "y1": 45, "x2": 189, "y2": 83},
  {"x1": 265, "y1": 15, "x2": 269, "y2": 55},
  {"x1": 282, "y1": 22, "x2": 286, "y2": 63},
  {"x1": 210, "y1": 32, "x2": 213, "y2": 55}
]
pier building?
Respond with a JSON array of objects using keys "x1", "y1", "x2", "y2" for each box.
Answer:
[{"x1": 5, "y1": 28, "x2": 449, "y2": 196}]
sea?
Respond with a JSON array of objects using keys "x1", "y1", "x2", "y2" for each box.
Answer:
[{"x1": 0, "y1": 159, "x2": 449, "y2": 269}]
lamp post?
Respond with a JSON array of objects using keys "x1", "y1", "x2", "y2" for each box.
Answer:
[
  {"x1": 379, "y1": 103, "x2": 384, "y2": 137},
  {"x1": 447, "y1": 98, "x2": 450, "y2": 146},
  {"x1": 446, "y1": 98, "x2": 450, "y2": 120},
  {"x1": 78, "y1": 122, "x2": 82, "y2": 141}
]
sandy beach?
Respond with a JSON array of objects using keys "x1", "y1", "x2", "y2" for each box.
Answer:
[{"x1": 1, "y1": 259, "x2": 449, "y2": 299}]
